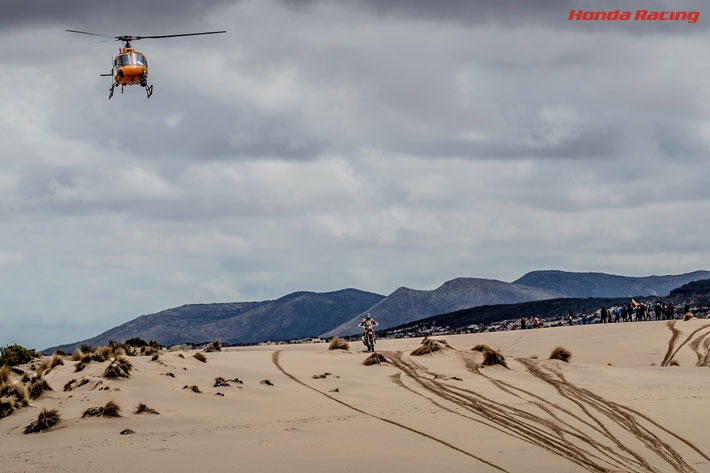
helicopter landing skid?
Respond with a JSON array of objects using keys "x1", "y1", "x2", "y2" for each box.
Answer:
[
  {"x1": 145, "y1": 84, "x2": 154, "y2": 99},
  {"x1": 109, "y1": 82, "x2": 118, "y2": 100}
]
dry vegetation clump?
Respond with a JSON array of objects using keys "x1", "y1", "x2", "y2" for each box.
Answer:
[
  {"x1": 37, "y1": 354, "x2": 64, "y2": 377},
  {"x1": 54, "y1": 349, "x2": 65, "y2": 356},
  {"x1": 204, "y1": 339, "x2": 222, "y2": 352},
  {"x1": 0, "y1": 365, "x2": 10, "y2": 385},
  {"x1": 669, "y1": 359, "x2": 680, "y2": 366},
  {"x1": 103, "y1": 356, "x2": 133, "y2": 379},
  {"x1": 82, "y1": 400, "x2": 121, "y2": 418},
  {"x1": 328, "y1": 337, "x2": 350, "y2": 351},
  {"x1": 683, "y1": 313, "x2": 694, "y2": 321},
  {"x1": 410, "y1": 337, "x2": 453, "y2": 356},
  {"x1": 363, "y1": 353, "x2": 388, "y2": 366},
  {"x1": 0, "y1": 380, "x2": 29, "y2": 419},
  {"x1": 162, "y1": 372, "x2": 175, "y2": 378},
  {"x1": 183, "y1": 385, "x2": 201, "y2": 393},
  {"x1": 193, "y1": 353, "x2": 207, "y2": 363},
  {"x1": 260, "y1": 379, "x2": 274, "y2": 386},
  {"x1": 549, "y1": 346, "x2": 572, "y2": 363},
  {"x1": 472, "y1": 344, "x2": 508, "y2": 368},
  {"x1": 27, "y1": 377, "x2": 53, "y2": 400},
  {"x1": 23, "y1": 408, "x2": 61, "y2": 434},
  {"x1": 135, "y1": 403, "x2": 159, "y2": 415},
  {"x1": 214, "y1": 377, "x2": 230, "y2": 387},
  {"x1": 151, "y1": 353, "x2": 159, "y2": 362}
]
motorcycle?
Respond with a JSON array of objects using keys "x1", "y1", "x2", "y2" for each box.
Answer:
[{"x1": 363, "y1": 328, "x2": 376, "y2": 352}]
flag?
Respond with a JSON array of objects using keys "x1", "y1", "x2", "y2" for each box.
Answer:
[{"x1": 631, "y1": 299, "x2": 639, "y2": 307}]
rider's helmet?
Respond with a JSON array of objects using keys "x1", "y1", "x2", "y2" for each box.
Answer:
[{"x1": 365, "y1": 313, "x2": 372, "y2": 320}]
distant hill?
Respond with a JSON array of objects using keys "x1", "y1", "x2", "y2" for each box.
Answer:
[
  {"x1": 45, "y1": 289, "x2": 383, "y2": 354},
  {"x1": 670, "y1": 279, "x2": 710, "y2": 297},
  {"x1": 514, "y1": 270, "x2": 710, "y2": 298},
  {"x1": 379, "y1": 288, "x2": 710, "y2": 340},
  {"x1": 321, "y1": 278, "x2": 562, "y2": 337}
]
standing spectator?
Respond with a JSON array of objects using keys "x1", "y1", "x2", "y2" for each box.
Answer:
[
  {"x1": 685, "y1": 301, "x2": 690, "y2": 315},
  {"x1": 614, "y1": 307, "x2": 621, "y2": 323},
  {"x1": 665, "y1": 303, "x2": 675, "y2": 320},
  {"x1": 621, "y1": 306, "x2": 628, "y2": 322},
  {"x1": 567, "y1": 310, "x2": 574, "y2": 325},
  {"x1": 655, "y1": 302, "x2": 662, "y2": 321},
  {"x1": 601, "y1": 307, "x2": 609, "y2": 323},
  {"x1": 521, "y1": 316, "x2": 527, "y2": 330},
  {"x1": 532, "y1": 316, "x2": 540, "y2": 328}
]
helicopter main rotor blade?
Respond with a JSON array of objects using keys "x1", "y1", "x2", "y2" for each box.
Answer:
[
  {"x1": 134, "y1": 31, "x2": 226, "y2": 40},
  {"x1": 66, "y1": 29, "x2": 114, "y2": 38}
]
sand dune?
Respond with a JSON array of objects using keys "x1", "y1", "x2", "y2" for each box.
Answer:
[{"x1": 2, "y1": 320, "x2": 710, "y2": 473}]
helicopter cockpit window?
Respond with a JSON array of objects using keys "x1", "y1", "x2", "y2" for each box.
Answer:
[
  {"x1": 133, "y1": 54, "x2": 146, "y2": 66},
  {"x1": 117, "y1": 55, "x2": 131, "y2": 67}
]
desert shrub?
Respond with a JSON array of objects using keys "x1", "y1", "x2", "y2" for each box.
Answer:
[
  {"x1": 82, "y1": 400, "x2": 121, "y2": 418},
  {"x1": 328, "y1": 337, "x2": 350, "y2": 351},
  {"x1": 70, "y1": 350, "x2": 83, "y2": 362},
  {"x1": 103, "y1": 356, "x2": 133, "y2": 378},
  {"x1": 149, "y1": 340, "x2": 161, "y2": 349},
  {"x1": 683, "y1": 313, "x2": 694, "y2": 321},
  {"x1": 151, "y1": 353, "x2": 159, "y2": 362},
  {"x1": 135, "y1": 403, "x2": 159, "y2": 415},
  {"x1": 0, "y1": 401, "x2": 14, "y2": 419},
  {"x1": 0, "y1": 364, "x2": 10, "y2": 384},
  {"x1": 471, "y1": 344, "x2": 508, "y2": 368},
  {"x1": 24, "y1": 408, "x2": 61, "y2": 434},
  {"x1": 54, "y1": 349, "x2": 65, "y2": 356},
  {"x1": 205, "y1": 339, "x2": 222, "y2": 353},
  {"x1": 260, "y1": 379, "x2": 274, "y2": 386},
  {"x1": 183, "y1": 385, "x2": 201, "y2": 393},
  {"x1": 214, "y1": 377, "x2": 230, "y2": 387},
  {"x1": 125, "y1": 338, "x2": 148, "y2": 348},
  {"x1": 411, "y1": 337, "x2": 452, "y2": 356},
  {"x1": 1, "y1": 382, "x2": 29, "y2": 406},
  {"x1": 80, "y1": 344, "x2": 95, "y2": 354},
  {"x1": 37, "y1": 354, "x2": 64, "y2": 377},
  {"x1": 549, "y1": 346, "x2": 572, "y2": 363},
  {"x1": 27, "y1": 377, "x2": 52, "y2": 400},
  {"x1": 530, "y1": 354, "x2": 539, "y2": 359},
  {"x1": 193, "y1": 353, "x2": 207, "y2": 363},
  {"x1": 0, "y1": 344, "x2": 38, "y2": 367},
  {"x1": 363, "y1": 353, "x2": 388, "y2": 366}
]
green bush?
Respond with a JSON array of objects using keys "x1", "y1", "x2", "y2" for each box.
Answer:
[
  {"x1": 0, "y1": 345, "x2": 39, "y2": 367},
  {"x1": 124, "y1": 338, "x2": 147, "y2": 348}
]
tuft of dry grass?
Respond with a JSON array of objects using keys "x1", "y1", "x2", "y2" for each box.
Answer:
[
  {"x1": 1, "y1": 382, "x2": 29, "y2": 407},
  {"x1": 363, "y1": 353, "x2": 388, "y2": 366},
  {"x1": 549, "y1": 346, "x2": 572, "y2": 363},
  {"x1": 183, "y1": 385, "x2": 201, "y2": 393},
  {"x1": 27, "y1": 377, "x2": 53, "y2": 400},
  {"x1": 0, "y1": 401, "x2": 14, "y2": 419},
  {"x1": 54, "y1": 349, "x2": 65, "y2": 356},
  {"x1": 260, "y1": 379, "x2": 274, "y2": 386},
  {"x1": 103, "y1": 356, "x2": 133, "y2": 378},
  {"x1": 683, "y1": 313, "x2": 694, "y2": 321},
  {"x1": 471, "y1": 344, "x2": 508, "y2": 368},
  {"x1": 24, "y1": 408, "x2": 61, "y2": 434},
  {"x1": 410, "y1": 337, "x2": 452, "y2": 356},
  {"x1": 214, "y1": 377, "x2": 230, "y2": 387},
  {"x1": 205, "y1": 339, "x2": 222, "y2": 352},
  {"x1": 135, "y1": 403, "x2": 159, "y2": 415},
  {"x1": 82, "y1": 400, "x2": 121, "y2": 418},
  {"x1": 37, "y1": 354, "x2": 64, "y2": 377},
  {"x1": 70, "y1": 350, "x2": 83, "y2": 362},
  {"x1": 0, "y1": 364, "x2": 10, "y2": 385},
  {"x1": 328, "y1": 337, "x2": 350, "y2": 351},
  {"x1": 669, "y1": 359, "x2": 680, "y2": 366},
  {"x1": 193, "y1": 352, "x2": 207, "y2": 363},
  {"x1": 151, "y1": 353, "x2": 159, "y2": 362}
]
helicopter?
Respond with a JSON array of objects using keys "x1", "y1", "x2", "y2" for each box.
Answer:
[{"x1": 66, "y1": 29, "x2": 226, "y2": 99}]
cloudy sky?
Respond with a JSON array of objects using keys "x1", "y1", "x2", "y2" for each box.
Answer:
[{"x1": 1, "y1": 0, "x2": 709, "y2": 349}]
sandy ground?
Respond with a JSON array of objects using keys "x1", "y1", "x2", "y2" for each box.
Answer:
[{"x1": 2, "y1": 319, "x2": 710, "y2": 473}]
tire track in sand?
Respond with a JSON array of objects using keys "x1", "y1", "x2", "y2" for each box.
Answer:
[
  {"x1": 271, "y1": 350, "x2": 509, "y2": 473},
  {"x1": 386, "y1": 350, "x2": 708, "y2": 473}
]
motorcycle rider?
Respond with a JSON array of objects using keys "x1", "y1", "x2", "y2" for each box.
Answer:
[{"x1": 359, "y1": 313, "x2": 379, "y2": 349}]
